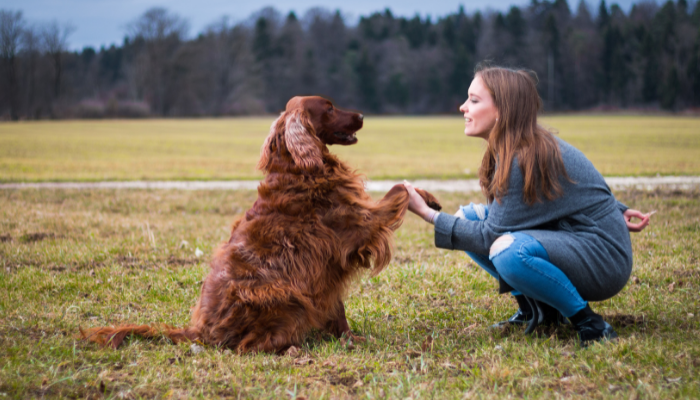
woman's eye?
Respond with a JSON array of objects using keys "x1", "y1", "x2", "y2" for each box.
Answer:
[{"x1": 471, "y1": 99, "x2": 478, "y2": 104}]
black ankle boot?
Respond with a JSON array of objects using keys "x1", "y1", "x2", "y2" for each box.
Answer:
[
  {"x1": 490, "y1": 295, "x2": 532, "y2": 328},
  {"x1": 520, "y1": 297, "x2": 570, "y2": 334},
  {"x1": 569, "y1": 304, "x2": 618, "y2": 347},
  {"x1": 538, "y1": 301, "x2": 570, "y2": 326}
]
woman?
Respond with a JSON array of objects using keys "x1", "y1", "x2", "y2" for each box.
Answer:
[{"x1": 404, "y1": 65, "x2": 650, "y2": 346}]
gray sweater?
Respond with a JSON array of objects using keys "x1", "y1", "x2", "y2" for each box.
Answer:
[{"x1": 434, "y1": 138, "x2": 633, "y2": 301}]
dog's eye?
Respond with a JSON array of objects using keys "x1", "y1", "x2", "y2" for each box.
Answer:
[{"x1": 327, "y1": 106, "x2": 334, "y2": 113}]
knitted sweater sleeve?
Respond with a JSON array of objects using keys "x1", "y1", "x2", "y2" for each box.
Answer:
[
  {"x1": 434, "y1": 211, "x2": 495, "y2": 254},
  {"x1": 433, "y1": 139, "x2": 619, "y2": 254},
  {"x1": 433, "y1": 163, "x2": 537, "y2": 254}
]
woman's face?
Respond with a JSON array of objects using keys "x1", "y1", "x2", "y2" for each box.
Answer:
[{"x1": 459, "y1": 76, "x2": 498, "y2": 140}]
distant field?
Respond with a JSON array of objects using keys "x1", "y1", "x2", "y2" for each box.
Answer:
[{"x1": 0, "y1": 115, "x2": 699, "y2": 182}]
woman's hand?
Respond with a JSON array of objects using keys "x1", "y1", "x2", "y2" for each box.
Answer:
[
  {"x1": 623, "y1": 209, "x2": 653, "y2": 232},
  {"x1": 403, "y1": 181, "x2": 437, "y2": 223}
]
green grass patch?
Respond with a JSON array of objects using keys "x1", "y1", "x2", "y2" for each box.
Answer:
[
  {"x1": 0, "y1": 188, "x2": 698, "y2": 398},
  {"x1": 1, "y1": 115, "x2": 699, "y2": 182}
]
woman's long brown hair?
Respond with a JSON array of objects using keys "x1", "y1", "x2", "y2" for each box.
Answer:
[{"x1": 477, "y1": 65, "x2": 570, "y2": 205}]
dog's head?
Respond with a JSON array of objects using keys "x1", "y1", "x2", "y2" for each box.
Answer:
[{"x1": 258, "y1": 96, "x2": 364, "y2": 171}]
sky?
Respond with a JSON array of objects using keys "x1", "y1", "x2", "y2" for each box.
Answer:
[{"x1": 2, "y1": 0, "x2": 646, "y2": 51}]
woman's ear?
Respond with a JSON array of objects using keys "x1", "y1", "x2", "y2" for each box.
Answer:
[
  {"x1": 256, "y1": 113, "x2": 284, "y2": 171},
  {"x1": 284, "y1": 109, "x2": 323, "y2": 169}
]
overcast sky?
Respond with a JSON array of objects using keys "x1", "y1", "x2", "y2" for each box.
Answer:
[{"x1": 2, "y1": 0, "x2": 646, "y2": 51}]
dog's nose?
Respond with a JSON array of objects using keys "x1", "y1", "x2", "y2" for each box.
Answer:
[{"x1": 358, "y1": 114, "x2": 364, "y2": 120}]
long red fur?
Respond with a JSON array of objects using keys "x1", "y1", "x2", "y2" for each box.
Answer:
[{"x1": 81, "y1": 96, "x2": 441, "y2": 353}]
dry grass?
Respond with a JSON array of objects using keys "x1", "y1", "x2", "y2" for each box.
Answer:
[
  {"x1": 0, "y1": 188, "x2": 698, "y2": 399},
  {"x1": 1, "y1": 115, "x2": 699, "y2": 182}
]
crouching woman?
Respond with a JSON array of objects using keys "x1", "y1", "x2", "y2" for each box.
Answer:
[{"x1": 404, "y1": 65, "x2": 650, "y2": 346}]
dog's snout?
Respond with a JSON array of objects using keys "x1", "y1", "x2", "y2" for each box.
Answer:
[{"x1": 358, "y1": 114, "x2": 364, "y2": 121}]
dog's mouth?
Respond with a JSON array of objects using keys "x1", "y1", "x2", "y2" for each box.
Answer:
[{"x1": 333, "y1": 131, "x2": 358, "y2": 144}]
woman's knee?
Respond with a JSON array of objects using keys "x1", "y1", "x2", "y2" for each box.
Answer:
[
  {"x1": 455, "y1": 203, "x2": 488, "y2": 221},
  {"x1": 491, "y1": 233, "x2": 548, "y2": 260},
  {"x1": 489, "y1": 234, "x2": 515, "y2": 258}
]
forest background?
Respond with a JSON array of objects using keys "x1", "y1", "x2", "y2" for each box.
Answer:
[{"x1": 1, "y1": 0, "x2": 700, "y2": 120}]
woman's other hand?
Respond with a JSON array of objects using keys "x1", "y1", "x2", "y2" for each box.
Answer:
[
  {"x1": 403, "y1": 181, "x2": 437, "y2": 223},
  {"x1": 623, "y1": 209, "x2": 652, "y2": 232}
]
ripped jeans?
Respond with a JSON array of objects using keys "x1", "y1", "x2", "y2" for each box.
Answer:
[{"x1": 457, "y1": 203, "x2": 587, "y2": 317}]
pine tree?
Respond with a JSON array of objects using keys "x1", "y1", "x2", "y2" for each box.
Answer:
[
  {"x1": 384, "y1": 73, "x2": 409, "y2": 108},
  {"x1": 253, "y1": 17, "x2": 273, "y2": 62},
  {"x1": 660, "y1": 66, "x2": 679, "y2": 110},
  {"x1": 641, "y1": 29, "x2": 658, "y2": 103},
  {"x1": 355, "y1": 49, "x2": 379, "y2": 112},
  {"x1": 688, "y1": 30, "x2": 700, "y2": 105},
  {"x1": 692, "y1": 1, "x2": 700, "y2": 26},
  {"x1": 400, "y1": 15, "x2": 425, "y2": 49},
  {"x1": 448, "y1": 40, "x2": 472, "y2": 99},
  {"x1": 678, "y1": 0, "x2": 688, "y2": 18},
  {"x1": 543, "y1": 14, "x2": 560, "y2": 107},
  {"x1": 597, "y1": 0, "x2": 609, "y2": 29}
]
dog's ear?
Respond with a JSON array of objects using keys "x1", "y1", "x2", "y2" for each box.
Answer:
[
  {"x1": 284, "y1": 109, "x2": 323, "y2": 169},
  {"x1": 257, "y1": 113, "x2": 285, "y2": 171}
]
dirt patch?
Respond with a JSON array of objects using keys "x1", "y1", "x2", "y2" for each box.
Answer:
[
  {"x1": 49, "y1": 264, "x2": 68, "y2": 272},
  {"x1": 491, "y1": 321, "x2": 576, "y2": 340},
  {"x1": 325, "y1": 374, "x2": 358, "y2": 387},
  {"x1": 394, "y1": 256, "x2": 415, "y2": 264},
  {"x1": 115, "y1": 256, "x2": 140, "y2": 266},
  {"x1": 608, "y1": 314, "x2": 649, "y2": 329},
  {"x1": 618, "y1": 188, "x2": 700, "y2": 202},
  {"x1": 45, "y1": 260, "x2": 104, "y2": 273},
  {"x1": 4, "y1": 257, "x2": 195, "y2": 274},
  {"x1": 0, "y1": 324, "x2": 68, "y2": 341},
  {"x1": 167, "y1": 256, "x2": 198, "y2": 266},
  {"x1": 113, "y1": 256, "x2": 158, "y2": 270},
  {"x1": 533, "y1": 325, "x2": 577, "y2": 340},
  {"x1": 112, "y1": 255, "x2": 198, "y2": 269},
  {"x1": 28, "y1": 383, "x2": 106, "y2": 400},
  {"x1": 77, "y1": 260, "x2": 105, "y2": 270},
  {"x1": 674, "y1": 269, "x2": 700, "y2": 278},
  {"x1": 19, "y1": 232, "x2": 57, "y2": 243},
  {"x1": 491, "y1": 321, "x2": 523, "y2": 337}
]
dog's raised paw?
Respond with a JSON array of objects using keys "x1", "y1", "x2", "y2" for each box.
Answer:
[{"x1": 427, "y1": 199, "x2": 442, "y2": 211}]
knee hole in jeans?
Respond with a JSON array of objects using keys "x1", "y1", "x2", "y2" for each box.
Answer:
[{"x1": 489, "y1": 234, "x2": 515, "y2": 258}]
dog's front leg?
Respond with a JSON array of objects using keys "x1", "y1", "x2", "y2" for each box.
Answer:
[{"x1": 325, "y1": 301, "x2": 366, "y2": 342}]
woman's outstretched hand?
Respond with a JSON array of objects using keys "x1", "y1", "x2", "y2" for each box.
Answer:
[
  {"x1": 623, "y1": 209, "x2": 652, "y2": 232},
  {"x1": 403, "y1": 180, "x2": 437, "y2": 223}
]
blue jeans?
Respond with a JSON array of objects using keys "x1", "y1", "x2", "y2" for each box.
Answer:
[{"x1": 457, "y1": 203, "x2": 587, "y2": 317}]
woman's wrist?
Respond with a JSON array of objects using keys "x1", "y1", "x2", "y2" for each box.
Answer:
[{"x1": 422, "y1": 209, "x2": 439, "y2": 224}]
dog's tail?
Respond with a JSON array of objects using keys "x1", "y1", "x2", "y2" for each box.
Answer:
[{"x1": 79, "y1": 324, "x2": 200, "y2": 349}]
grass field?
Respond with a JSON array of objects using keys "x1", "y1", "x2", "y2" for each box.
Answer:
[
  {"x1": 1, "y1": 115, "x2": 699, "y2": 182},
  {"x1": 1, "y1": 188, "x2": 698, "y2": 398}
]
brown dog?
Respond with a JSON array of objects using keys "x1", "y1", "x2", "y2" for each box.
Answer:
[{"x1": 82, "y1": 96, "x2": 441, "y2": 353}]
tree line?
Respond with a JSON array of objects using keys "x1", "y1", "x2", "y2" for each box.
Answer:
[{"x1": 1, "y1": 0, "x2": 700, "y2": 119}]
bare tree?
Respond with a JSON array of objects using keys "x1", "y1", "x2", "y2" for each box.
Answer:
[
  {"x1": 202, "y1": 17, "x2": 236, "y2": 114},
  {"x1": 21, "y1": 24, "x2": 42, "y2": 117},
  {"x1": 127, "y1": 7, "x2": 188, "y2": 115},
  {"x1": 41, "y1": 20, "x2": 75, "y2": 99},
  {"x1": 0, "y1": 9, "x2": 24, "y2": 119}
]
